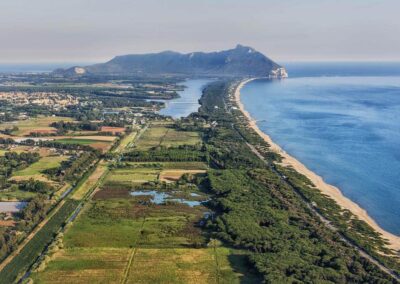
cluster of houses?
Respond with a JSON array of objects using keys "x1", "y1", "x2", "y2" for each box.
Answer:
[{"x1": 0, "y1": 92, "x2": 80, "y2": 110}]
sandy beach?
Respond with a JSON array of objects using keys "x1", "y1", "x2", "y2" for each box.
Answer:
[{"x1": 234, "y1": 78, "x2": 400, "y2": 251}]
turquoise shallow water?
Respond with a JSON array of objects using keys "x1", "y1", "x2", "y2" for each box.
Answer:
[{"x1": 241, "y1": 65, "x2": 400, "y2": 235}]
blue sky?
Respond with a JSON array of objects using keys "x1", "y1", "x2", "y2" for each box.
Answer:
[{"x1": 1, "y1": 0, "x2": 399, "y2": 62}]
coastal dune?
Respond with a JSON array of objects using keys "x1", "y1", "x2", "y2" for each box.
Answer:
[{"x1": 234, "y1": 78, "x2": 400, "y2": 251}]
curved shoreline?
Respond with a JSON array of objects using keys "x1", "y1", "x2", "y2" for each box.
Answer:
[{"x1": 234, "y1": 78, "x2": 400, "y2": 251}]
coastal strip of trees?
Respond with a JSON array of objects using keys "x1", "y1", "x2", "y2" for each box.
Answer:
[{"x1": 198, "y1": 80, "x2": 399, "y2": 283}]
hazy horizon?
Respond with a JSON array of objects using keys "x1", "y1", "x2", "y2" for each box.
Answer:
[
  {"x1": 1, "y1": 0, "x2": 400, "y2": 63},
  {"x1": 2, "y1": 59, "x2": 400, "y2": 66}
]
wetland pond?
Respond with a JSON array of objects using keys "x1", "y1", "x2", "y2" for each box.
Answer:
[{"x1": 130, "y1": 190, "x2": 204, "y2": 207}]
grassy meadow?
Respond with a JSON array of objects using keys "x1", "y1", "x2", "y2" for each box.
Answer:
[
  {"x1": 114, "y1": 131, "x2": 137, "y2": 153},
  {"x1": 10, "y1": 155, "x2": 69, "y2": 186},
  {"x1": 0, "y1": 116, "x2": 74, "y2": 136},
  {"x1": 135, "y1": 124, "x2": 200, "y2": 150},
  {"x1": 55, "y1": 138, "x2": 113, "y2": 152},
  {"x1": 13, "y1": 156, "x2": 67, "y2": 177},
  {"x1": 71, "y1": 161, "x2": 108, "y2": 200},
  {"x1": 104, "y1": 168, "x2": 160, "y2": 187},
  {"x1": 31, "y1": 162, "x2": 258, "y2": 283}
]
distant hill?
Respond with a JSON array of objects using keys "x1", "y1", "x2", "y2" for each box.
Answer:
[{"x1": 54, "y1": 45, "x2": 287, "y2": 78}]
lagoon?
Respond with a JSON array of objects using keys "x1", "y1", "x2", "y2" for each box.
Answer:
[{"x1": 158, "y1": 79, "x2": 212, "y2": 118}]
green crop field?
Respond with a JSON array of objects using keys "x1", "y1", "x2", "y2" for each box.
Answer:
[
  {"x1": 31, "y1": 246, "x2": 258, "y2": 283},
  {"x1": 30, "y1": 159, "x2": 260, "y2": 284},
  {"x1": 13, "y1": 156, "x2": 68, "y2": 177},
  {"x1": 64, "y1": 199, "x2": 144, "y2": 248},
  {"x1": 63, "y1": 196, "x2": 205, "y2": 248},
  {"x1": 114, "y1": 131, "x2": 137, "y2": 153},
  {"x1": 31, "y1": 248, "x2": 130, "y2": 284},
  {"x1": 32, "y1": 195, "x2": 257, "y2": 283},
  {"x1": 103, "y1": 162, "x2": 208, "y2": 188},
  {"x1": 64, "y1": 215, "x2": 144, "y2": 248},
  {"x1": 126, "y1": 247, "x2": 259, "y2": 284},
  {"x1": 55, "y1": 138, "x2": 112, "y2": 152},
  {"x1": 71, "y1": 162, "x2": 108, "y2": 200},
  {"x1": 0, "y1": 116, "x2": 74, "y2": 136},
  {"x1": 125, "y1": 161, "x2": 208, "y2": 170},
  {"x1": 55, "y1": 138, "x2": 99, "y2": 145},
  {"x1": 0, "y1": 188, "x2": 37, "y2": 201},
  {"x1": 135, "y1": 125, "x2": 200, "y2": 150},
  {"x1": 160, "y1": 129, "x2": 200, "y2": 148},
  {"x1": 135, "y1": 126, "x2": 168, "y2": 150},
  {"x1": 103, "y1": 168, "x2": 160, "y2": 186}
]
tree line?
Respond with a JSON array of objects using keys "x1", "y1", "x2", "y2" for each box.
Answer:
[{"x1": 198, "y1": 81, "x2": 398, "y2": 283}]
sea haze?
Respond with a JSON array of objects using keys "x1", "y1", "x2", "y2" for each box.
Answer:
[
  {"x1": 0, "y1": 63, "x2": 93, "y2": 74},
  {"x1": 241, "y1": 62, "x2": 400, "y2": 235}
]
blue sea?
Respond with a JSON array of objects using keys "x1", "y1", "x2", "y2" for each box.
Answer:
[{"x1": 241, "y1": 62, "x2": 400, "y2": 235}]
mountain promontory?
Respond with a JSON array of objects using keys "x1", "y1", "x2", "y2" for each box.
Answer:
[{"x1": 54, "y1": 45, "x2": 287, "y2": 78}]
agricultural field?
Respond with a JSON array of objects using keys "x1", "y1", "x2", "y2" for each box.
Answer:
[
  {"x1": 109, "y1": 161, "x2": 208, "y2": 170},
  {"x1": 159, "y1": 169, "x2": 207, "y2": 182},
  {"x1": 125, "y1": 247, "x2": 257, "y2": 284},
  {"x1": 31, "y1": 158, "x2": 259, "y2": 283},
  {"x1": 66, "y1": 130, "x2": 100, "y2": 136},
  {"x1": 113, "y1": 131, "x2": 137, "y2": 153},
  {"x1": 55, "y1": 138, "x2": 96, "y2": 145},
  {"x1": 0, "y1": 146, "x2": 58, "y2": 157},
  {"x1": 104, "y1": 162, "x2": 208, "y2": 187},
  {"x1": 31, "y1": 248, "x2": 130, "y2": 284},
  {"x1": 0, "y1": 150, "x2": 71, "y2": 201},
  {"x1": 100, "y1": 126, "x2": 125, "y2": 134},
  {"x1": 0, "y1": 142, "x2": 97, "y2": 202},
  {"x1": 0, "y1": 141, "x2": 105, "y2": 281},
  {"x1": 52, "y1": 137, "x2": 115, "y2": 152},
  {"x1": 11, "y1": 156, "x2": 68, "y2": 183},
  {"x1": 0, "y1": 141, "x2": 101, "y2": 203},
  {"x1": 135, "y1": 124, "x2": 201, "y2": 150},
  {"x1": 71, "y1": 161, "x2": 108, "y2": 200},
  {"x1": 31, "y1": 246, "x2": 257, "y2": 284},
  {"x1": 2, "y1": 120, "x2": 256, "y2": 283},
  {"x1": 103, "y1": 168, "x2": 159, "y2": 187},
  {"x1": 0, "y1": 116, "x2": 74, "y2": 136},
  {"x1": 32, "y1": 200, "x2": 257, "y2": 283},
  {"x1": 53, "y1": 136, "x2": 117, "y2": 142},
  {"x1": 0, "y1": 188, "x2": 37, "y2": 201}
]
